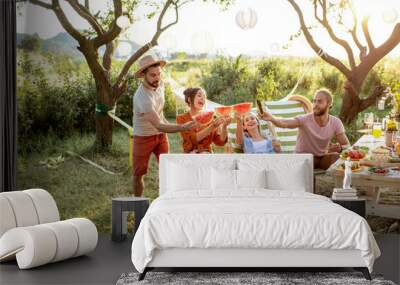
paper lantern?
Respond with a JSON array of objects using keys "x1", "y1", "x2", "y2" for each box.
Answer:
[
  {"x1": 382, "y1": 9, "x2": 399, "y2": 24},
  {"x1": 116, "y1": 16, "x2": 130, "y2": 29},
  {"x1": 235, "y1": 8, "x2": 258, "y2": 30},
  {"x1": 190, "y1": 31, "x2": 214, "y2": 54}
]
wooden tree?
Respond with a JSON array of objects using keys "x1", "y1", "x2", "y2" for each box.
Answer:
[
  {"x1": 287, "y1": 0, "x2": 400, "y2": 124},
  {"x1": 28, "y1": 0, "x2": 231, "y2": 149}
]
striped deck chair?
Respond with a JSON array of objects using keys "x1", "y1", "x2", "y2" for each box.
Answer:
[
  {"x1": 263, "y1": 99, "x2": 309, "y2": 153},
  {"x1": 226, "y1": 97, "x2": 311, "y2": 153}
]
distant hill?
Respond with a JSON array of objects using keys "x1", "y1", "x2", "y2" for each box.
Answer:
[
  {"x1": 42, "y1": 32, "x2": 83, "y2": 59},
  {"x1": 17, "y1": 32, "x2": 143, "y2": 61},
  {"x1": 17, "y1": 32, "x2": 82, "y2": 59}
]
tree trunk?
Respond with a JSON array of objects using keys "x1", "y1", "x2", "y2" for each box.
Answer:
[
  {"x1": 94, "y1": 82, "x2": 114, "y2": 151},
  {"x1": 339, "y1": 75, "x2": 384, "y2": 125},
  {"x1": 339, "y1": 84, "x2": 361, "y2": 125}
]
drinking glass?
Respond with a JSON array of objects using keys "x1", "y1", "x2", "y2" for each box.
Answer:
[
  {"x1": 364, "y1": 113, "x2": 374, "y2": 134},
  {"x1": 395, "y1": 135, "x2": 400, "y2": 156},
  {"x1": 372, "y1": 122, "x2": 382, "y2": 139}
]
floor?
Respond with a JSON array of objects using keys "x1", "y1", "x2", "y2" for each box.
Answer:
[
  {"x1": 0, "y1": 234, "x2": 399, "y2": 285},
  {"x1": 0, "y1": 235, "x2": 134, "y2": 285}
]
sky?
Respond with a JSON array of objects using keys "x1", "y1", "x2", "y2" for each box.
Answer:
[{"x1": 17, "y1": 0, "x2": 400, "y2": 58}]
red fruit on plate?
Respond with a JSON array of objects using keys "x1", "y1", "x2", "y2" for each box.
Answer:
[
  {"x1": 348, "y1": 150, "x2": 364, "y2": 160},
  {"x1": 233, "y1": 102, "x2": 253, "y2": 114},
  {"x1": 215, "y1": 106, "x2": 232, "y2": 116},
  {"x1": 193, "y1": 111, "x2": 214, "y2": 125}
]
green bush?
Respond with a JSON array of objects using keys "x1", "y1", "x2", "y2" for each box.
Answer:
[
  {"x1": 17, "y1": 74, "x2": 97, "y2": 153},
  {"x1": 114, "y1": 76, "x2": 138, "y2": 122},
  {"x1": 318, "y1": 68, "x2": 343, "y2": 94},
  {"x1": 201, "y1": 56, "x2": 257, "y2": 105},
  {"x1": 17, "y1": 49, "x2": 400, "y2": 152},
  {"x1": 361, "y1": 65, "x2": 385, "y2": 98},
  {"x1": 256, "y1": 70, "x2": 281, "y2": 101},
  {"x1": 163, "y1": 83, "x2": 177, "y2": 118}
]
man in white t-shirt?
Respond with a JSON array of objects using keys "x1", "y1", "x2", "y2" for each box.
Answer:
[{"x1": 132, "y1": 55, "x2": 197, "y2": 197}]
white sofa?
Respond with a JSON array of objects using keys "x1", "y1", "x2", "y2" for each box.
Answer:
[{"x1": 0, "y1": 189, "x2": 98, "y2": 269}]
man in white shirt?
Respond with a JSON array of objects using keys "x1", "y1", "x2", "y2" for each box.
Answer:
[{"x1": 132, "y1": 55, "x2": 196, "y2": 197}]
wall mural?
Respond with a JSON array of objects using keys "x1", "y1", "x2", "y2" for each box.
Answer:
[{"x1": 16, "y1": 0, "x2": 400, "y2": 234}]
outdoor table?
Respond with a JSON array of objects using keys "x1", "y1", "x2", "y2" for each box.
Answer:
[{"x1": 327, "y1": 135, "x2": 400, "y2": 219}]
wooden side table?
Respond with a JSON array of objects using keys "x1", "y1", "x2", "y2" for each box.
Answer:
[
  {"x1": 332, "y1": 198, "x2": 366, "y2": 218},
  {"x1": 112, "y1": 197, "x2": 149, "y2": 242}
]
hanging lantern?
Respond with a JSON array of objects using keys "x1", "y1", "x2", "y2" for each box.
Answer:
[
  {"x1": 190, "y1": 31, "x2": 215, "y2": 54},
  {"x1": 377, "y1": 99, "x2": 385, "y2": 111},
  {"x1": 235, "y1": 7, "x2": 258, "y2": 30},
  {"x1": 116, "y1": 15, "x2": 130, "y2": 29},
  {"x1": 382, "y1": 9, "x2": 399, "y2": 24}
]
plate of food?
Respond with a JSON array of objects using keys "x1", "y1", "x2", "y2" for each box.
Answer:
[
  {"x1": 371, "y1": 147, "x2": 391, "y2": 162},
  {"x1": 336, "y1": 161, "x2": 364, "y2": 173},
  {"x1": 354, "y1": 146, "x2": 369, "y2": 152},
  {"x1": 368, "y1": 166, "x2": 390, "y2": 176},
  {"x1": 340, "y1": 148, "x2": 367, "y2": 161}
]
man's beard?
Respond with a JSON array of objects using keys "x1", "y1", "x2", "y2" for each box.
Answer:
[
  {"x1": 314, "y1": 107, "x2": 329, "y2": 116},
  {"x1": 145, "y1": 77, "x2": 159, "y2": 89}
]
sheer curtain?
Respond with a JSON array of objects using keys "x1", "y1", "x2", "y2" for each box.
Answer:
[{"x1": 0, "y1": 0, "x2": 17, "y2": 192}]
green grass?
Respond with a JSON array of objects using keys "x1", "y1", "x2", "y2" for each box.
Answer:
[{"x1": 16, "y1": 126, "x2": 184, "y2": 233}]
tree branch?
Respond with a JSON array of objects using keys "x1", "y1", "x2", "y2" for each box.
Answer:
[
  {"x1": 348, "y1": 3, "x2": 367, "y2": 59},
  {"x1": 359, "y1": 85, "x2": 385, "y2": 111},
  {"x1": 313, "y1": 0, "x2": 323, "y2": 23},
  {"x1": 362, "y1": 17, "x2": 375, "y2": 51},
  {"x1": 357, "y1": 23, "x2": 400, "y2": 80},
  {"x1": 287, "y1": 0, "x2": 352, "y2": 79},
  {"x1": 30, "y1": 0, "x2": 88, "y2": 42},
  {"x1": 350, "y1": 28, "x2": 367, "y2": 58},
  {"x1": 114, "y1": 0, "x2": 183, "y2": 91},
  {"x1": 161, "y1": 1, "x2": 180, "y2": 32},
  {"x1": 315, "y1": 0, "x2": 355, "y2": 69},
  {"x1": 51, "y1": 0, "x2": 86, "y2": 43},
  {"x1": 156, "y1": 0, "x2": 173, "y2": 32},
  {"x1": 29, "y1": 0, "x2": 52, "y2": 9},
  {"x1": 67, "y1": 0, "x2": 104, "y2": 35},
  {"x1": 103, "y1": 42, "x2": 114, "y2": 71},
  {"x1": 93, "y1": 0, "x2": 122, "y2": 49}
]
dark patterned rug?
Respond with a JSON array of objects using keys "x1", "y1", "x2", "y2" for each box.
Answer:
[{"x1": 116, "y1": 271, "x2": 396, "y2": 285}]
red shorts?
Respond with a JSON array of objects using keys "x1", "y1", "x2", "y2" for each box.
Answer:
[{"x1": 132, "y1": 133, "x2": 169, "y2": 176}]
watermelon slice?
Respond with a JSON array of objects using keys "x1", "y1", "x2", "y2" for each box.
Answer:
[
  {"x1": 215, "y1": 106, "x2": 232, "y2": 116},
  {"x1": 193, "y1": 111, "x2": 214, "y2": 125},
  {"x1": 233, "y1": 102, "x2": 253, "y2": 114}
]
